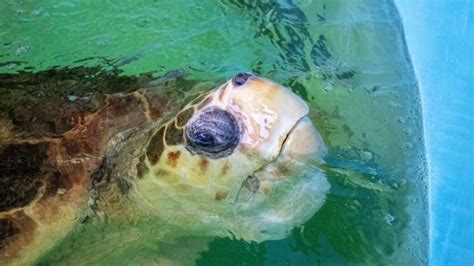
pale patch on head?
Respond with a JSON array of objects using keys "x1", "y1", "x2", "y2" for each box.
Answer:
[
  {"x1": 248, "y1": 101, "x2": 278, "y2": 141},
  {"x1": 228, "y1": 103, "x2": 254, "y2": 145}
]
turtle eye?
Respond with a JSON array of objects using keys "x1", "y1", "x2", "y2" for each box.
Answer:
[
  {"x1": 185, "y1": 107, "x2": 240, "y2": 159},
  {"x1": 232, "y1": 72, "x2": 253, "y2": 87},
  {"x1": 194, "y1": 132, "x2": 215, "y2": 147}
]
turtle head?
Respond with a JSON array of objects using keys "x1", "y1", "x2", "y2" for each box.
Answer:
[{"x1": 136, "y1": 73, "x2": 329, "y2": 241}]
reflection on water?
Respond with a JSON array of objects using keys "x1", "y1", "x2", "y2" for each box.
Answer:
[{"x1": 0, "y1": 0, "x2": 427, "y2": 264}]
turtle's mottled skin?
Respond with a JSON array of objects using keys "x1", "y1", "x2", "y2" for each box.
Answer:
[{"x1": 0, "y1": 69, "x2": 329, "y2": 264}]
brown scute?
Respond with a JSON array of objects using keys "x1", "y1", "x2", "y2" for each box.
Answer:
[
  {"x1": 146, "y1": 126, "x2": 166, "y2": 165},
  {"x1": 214, "y1": 191, "x2": 229, "y2": 201},
  {"x1": 42, "y1": 171, "x2": 73, "y2": 198},
  {"x1": 166, "y1": 151, "x2": 181, "y2": 167},
  {"x1": 0, "y1": 217, "x2": 20, "y2": 248},
  {"x1": 136, "y1": 153, "x2": 149, "y2": 178},
  {"x1": 198, "y1": 158, "x2": 209, "y2": 172},
  {"x1": 7, "y1": 101, "x2": 94, "y2": 137},
  {"x1": 103, "y1": 93, "x2": 146, "y2": 118},
  {"x1": 220, "y1": 162, "x2": 231, "y2": 176},
  {"x1": 60, "y1": 92, "x2": 151, "y2": 159},
  {"x1": 0, "y1": 142, "x2": 59, "y2": 212},
  {"x1": 176, "y1": 107, "x2": 195, "y2": 128},
  {"x1": 197, "y1": 96, "x2": 213, "y2": 110},
  {"x1": 0, "y1": 211, "x2": 36, "y2": 252},
  {"x1": 63, "y1": 139, "x2": 81, "y2": 155},
  {"x1": 145, "y1": 93, "x2": 169, "y2": 120},
  {"x1": 0, "y1": 66, "x2": 154, "y2": 138},
  {"x1": 165, "y1": 122, "x2": 184, "y2": 146}
]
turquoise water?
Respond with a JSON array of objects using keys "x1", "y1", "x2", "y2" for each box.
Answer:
[{"x1": 0, "y1": 0, "x2": 428, "y2": 264}]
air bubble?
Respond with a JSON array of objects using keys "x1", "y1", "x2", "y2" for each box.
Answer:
[
  {"x1": 63, "y1": 212, "x2": 78, "y2": 222},
  {"x1": 361, "y1": 150, "x2": 373, "y2": 160},
  {"x1": 97, "y1": 41, "x2": 107, "y2": 47},
  {"x1": 409, "y1": 197, "x2": 418, "y2": 203},
  {"x1": 288, "y1": 0, "x2": 313, "y2": 8},
  {"x1": 403, "y1": 143, "x2": 414, "y2": 149},
  {"x1": 6, "y1": 63, "x2": 17, "y2": 69},
  {"x1": 389, "y1": 101, "x2": 401, "y2": 108},
  {"x1": 31, "y1": 8, "x2": 44, "y2": 16},
  {"x1": 323, "y1": 83, "x2": 333, "y2": 92},
  {"x1": 67, "y1": 95, "x2": 79, "y2": 102},
  {"x1": 16, "y1": 45, "x2": 29, "y2": 56},
  {"x1": 384, "y1": 214, "x2": 395, "y2": 225}
]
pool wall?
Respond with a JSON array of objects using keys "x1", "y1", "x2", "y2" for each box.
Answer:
[{"x1": 394, "y1": 1, "x2": 474, "y2": 265}]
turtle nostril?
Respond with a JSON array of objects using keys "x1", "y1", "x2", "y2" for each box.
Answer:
[{"x1": 232, "y1": 72, "x2": 253, "y2": 87}]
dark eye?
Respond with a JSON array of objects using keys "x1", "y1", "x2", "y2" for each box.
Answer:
[
  {"x1": 195, "y1": 132, "x2": 215, "y2": 147},
  {"x1": 185, "y1": 107, "x2": 240, "y2": 159}
]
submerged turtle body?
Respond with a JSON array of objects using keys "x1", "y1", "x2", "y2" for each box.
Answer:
[
  {"x1": 0, "y1": 69, "x2": 193, "y2": 263},
  {"x1": 0, "y1": 69, "x2": 329, "y2": 264}
]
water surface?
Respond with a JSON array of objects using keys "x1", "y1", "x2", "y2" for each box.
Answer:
[{"x1": 0, "y1": 0, "x2": 428, "y2": 264}]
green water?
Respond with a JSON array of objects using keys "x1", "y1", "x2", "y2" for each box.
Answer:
[{"x1": 0, "y1": 0, "x2": 428, "y2": 264}]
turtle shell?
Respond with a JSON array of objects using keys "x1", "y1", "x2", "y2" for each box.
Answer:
[{"x1": 0, "y1": 67, "x2": 202, "y2": 264}]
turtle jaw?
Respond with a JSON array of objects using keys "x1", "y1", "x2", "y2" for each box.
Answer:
[
  {"x1": 229, "y1": 116, "x2": 329, "y2": 242},
  {"x1": 277, "y1": 115, "x2": 327, "y2": 166},
  {"x1": 241, "y1": 115, "x2": 327, "y2": 196}
]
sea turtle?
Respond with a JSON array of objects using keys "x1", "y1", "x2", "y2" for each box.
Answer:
[{"x1": 0, "y1": 70, "x2": 329, "y2": 264}]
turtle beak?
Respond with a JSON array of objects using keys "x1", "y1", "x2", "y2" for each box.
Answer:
[
  {"x1": 235, "y1": 115, "x2": 327, "y2": 206},
  {"x1": 278, "y1": 116, "x2": 326, "y2": 164},
  {"x1": 252, "y1": 116, "x2": 326, "y2": 188}
]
